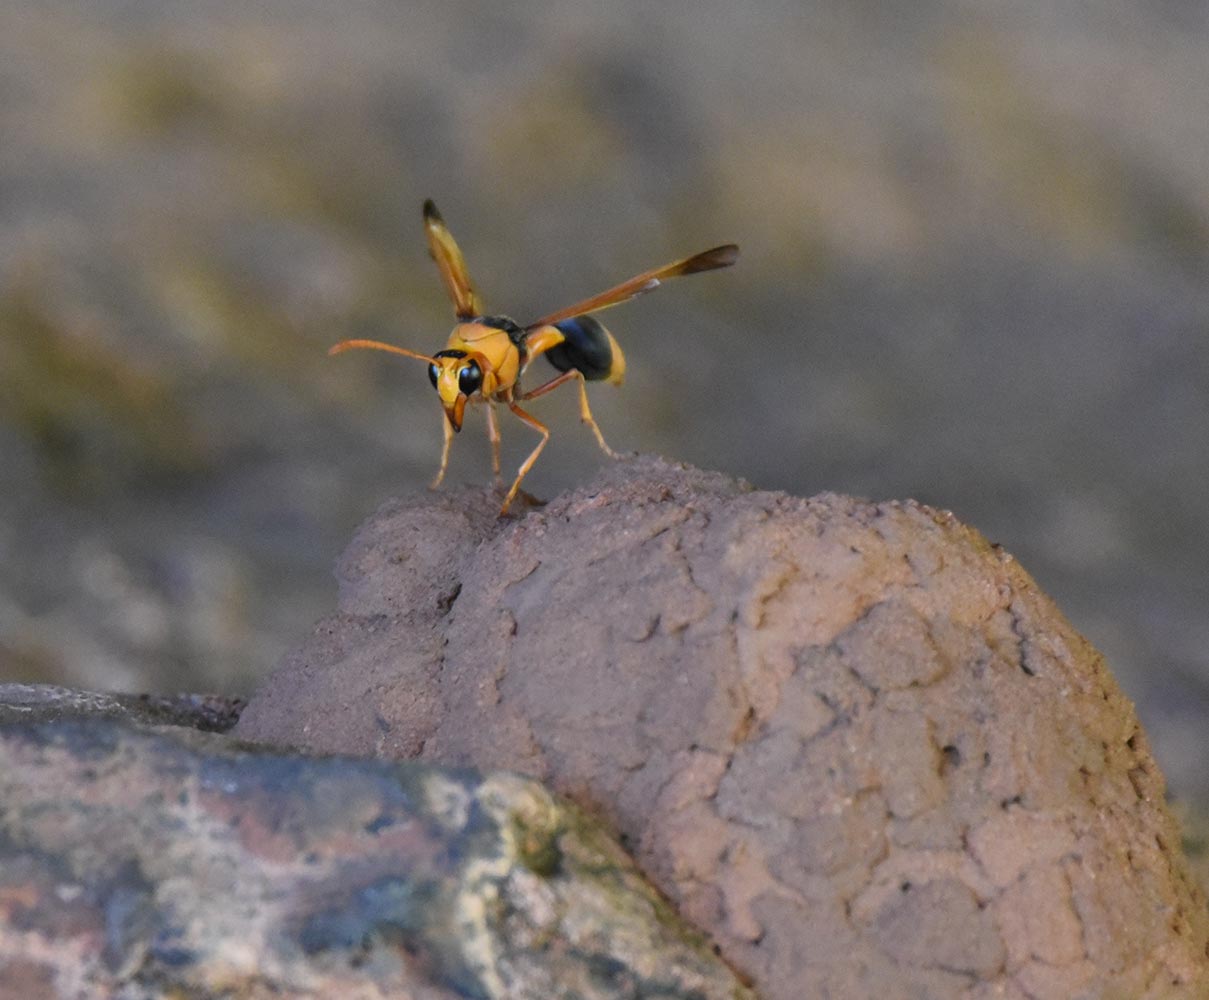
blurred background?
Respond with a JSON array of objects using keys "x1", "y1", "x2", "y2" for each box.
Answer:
[{"x1": 2, "y1": 2, "x2": 1208, "y2": 817}]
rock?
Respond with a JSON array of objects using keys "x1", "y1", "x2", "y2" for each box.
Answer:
[
  {"x1": 0, "y1": 713, "x2": 751, "y2": 1000},
  {"x1": 237, "y1": 455, "x2": 1209, "y2": 998},
  {"x1": 0, "y1": 683, "x2": 245, "y2": 733}
]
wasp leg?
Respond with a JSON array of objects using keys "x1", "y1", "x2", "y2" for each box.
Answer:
[
  {"x1": 520, "y1": 369, "x2": 619, "y2": 459},
  {"x1": 485, "y1": 401, "x2": 503, "y2": 485},
  {"x1": 501, "y1": 401, "x2": 550, "y2": 515},
  {"x1": 431, "y1": 412, "x2": 455, "y2": 489}
]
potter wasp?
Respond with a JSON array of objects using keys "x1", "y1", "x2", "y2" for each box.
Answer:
[{"x1": 330, "y1": 200, "x2": 738, "y2": 514}]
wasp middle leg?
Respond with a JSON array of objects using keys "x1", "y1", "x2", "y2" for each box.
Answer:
[
  {"x1": 501, "y1": 401, "x2": 551, "y2": 514},
  {"x1": 519, "y1": 369, "x2": 619, "y2": 459}
]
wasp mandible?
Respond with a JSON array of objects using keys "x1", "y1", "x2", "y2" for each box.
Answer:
[{"x1": 330, "y1": 200, "x2": 738, "y2": 514}]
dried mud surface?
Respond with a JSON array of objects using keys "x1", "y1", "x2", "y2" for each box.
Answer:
[{"x1": 238, "y1": 456, "x2": 1209, "y2": 999}]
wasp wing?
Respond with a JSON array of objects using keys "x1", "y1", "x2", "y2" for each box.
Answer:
[
  {"x1": 424, "y1": 200, "x2": 484, "y2": 320},
  {"x1": 524, "y1": 243, "x2": 738, "y2": 330}
]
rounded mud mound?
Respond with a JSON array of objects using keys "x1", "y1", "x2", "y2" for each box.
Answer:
[{"x1": 238, "y1": 456, "x2": 1209, "y2": 999}]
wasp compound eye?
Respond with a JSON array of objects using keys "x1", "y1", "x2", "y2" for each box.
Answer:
[
  {"x1": 428, "y1": 363, "x2": 439, "y2": 388},
  {"x1": 458, "y1": 362, "x2": 482, "y2": 395}
]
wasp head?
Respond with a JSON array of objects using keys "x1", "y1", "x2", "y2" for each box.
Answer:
[{"x1": 428, "y1": 350, "x2": 486, "y2": 431}]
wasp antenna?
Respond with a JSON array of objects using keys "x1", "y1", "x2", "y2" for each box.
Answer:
[{"x1": 329, "y1": 339, "x2": 438, "y2": 364}]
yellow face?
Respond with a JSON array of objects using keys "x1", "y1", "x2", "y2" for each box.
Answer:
[{"x1": 428, "y1": 350, "x2": 487, "y2": 431}]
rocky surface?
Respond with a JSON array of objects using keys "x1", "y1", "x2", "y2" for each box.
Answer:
[
  {"x1": 0, "y1": 708, "x2": 751, "y2": 999},
  {"x1": 0, "y1": 682, "x2": 245, "y2": 732},
  {"x1": 238, "y1": 456, "x2": 1209, "y2": 999}
]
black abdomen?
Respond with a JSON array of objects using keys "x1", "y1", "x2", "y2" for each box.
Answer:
[{"x1": 544, "y1": 316, "x2": 616, "y2": 381}]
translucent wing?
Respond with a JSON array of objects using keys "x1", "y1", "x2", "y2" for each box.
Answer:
[
  {"x1": 424, "y1": 200, "x2": 483, "y2": 320},
  {"x1": 525, "y1": 243, "x2": 738, "y2": 330}
]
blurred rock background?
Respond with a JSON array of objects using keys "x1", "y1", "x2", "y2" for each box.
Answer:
[{"x1": 1, "y1": 1, "x2": 1207, "y2": 813}]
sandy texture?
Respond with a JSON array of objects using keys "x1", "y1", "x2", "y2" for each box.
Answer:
[
  {"x1": 238, "y1": 456, "x2": 1209, "y2": 998},
  {"x1": 0, "y1": 710, "x2": 751, "y2": 1000}
]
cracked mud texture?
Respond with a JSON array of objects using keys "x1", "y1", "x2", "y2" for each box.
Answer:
[
  {"x1": 0, "y1": 712, "x2": 751, "y2": 1000},
  {"x1": 237, "y1": 456, "x2": 1209, "y2": 999}
]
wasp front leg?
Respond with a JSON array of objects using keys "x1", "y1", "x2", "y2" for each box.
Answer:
[
  {"x1": 431, "y1": 411, "x2": 455, "y2": 489},
  {"x1": 484, "y1": 401, "x2": 503, "y2": 485},
  {"x1": 520, "y1": 369, "x2": 619, "y2": 459}
]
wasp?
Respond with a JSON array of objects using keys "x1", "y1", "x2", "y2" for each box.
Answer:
[{"x1": 330, "y1": 200, "x2": 738, "y2": 514}]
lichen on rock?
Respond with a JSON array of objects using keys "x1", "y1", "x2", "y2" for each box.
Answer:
[{"x1": 0, "y1": 712, "x2": 751, "y2": 999}]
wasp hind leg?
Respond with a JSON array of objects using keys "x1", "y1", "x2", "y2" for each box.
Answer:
[
  {"x1": 520, "y1": 369, "x2": 619, "y2": 460},
  {"x1": 501, "y1": 401, "x2": 550, "y2": 515},
  {"x1": 431, "y1": 412, "x2": 455, "y2": 489}
]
